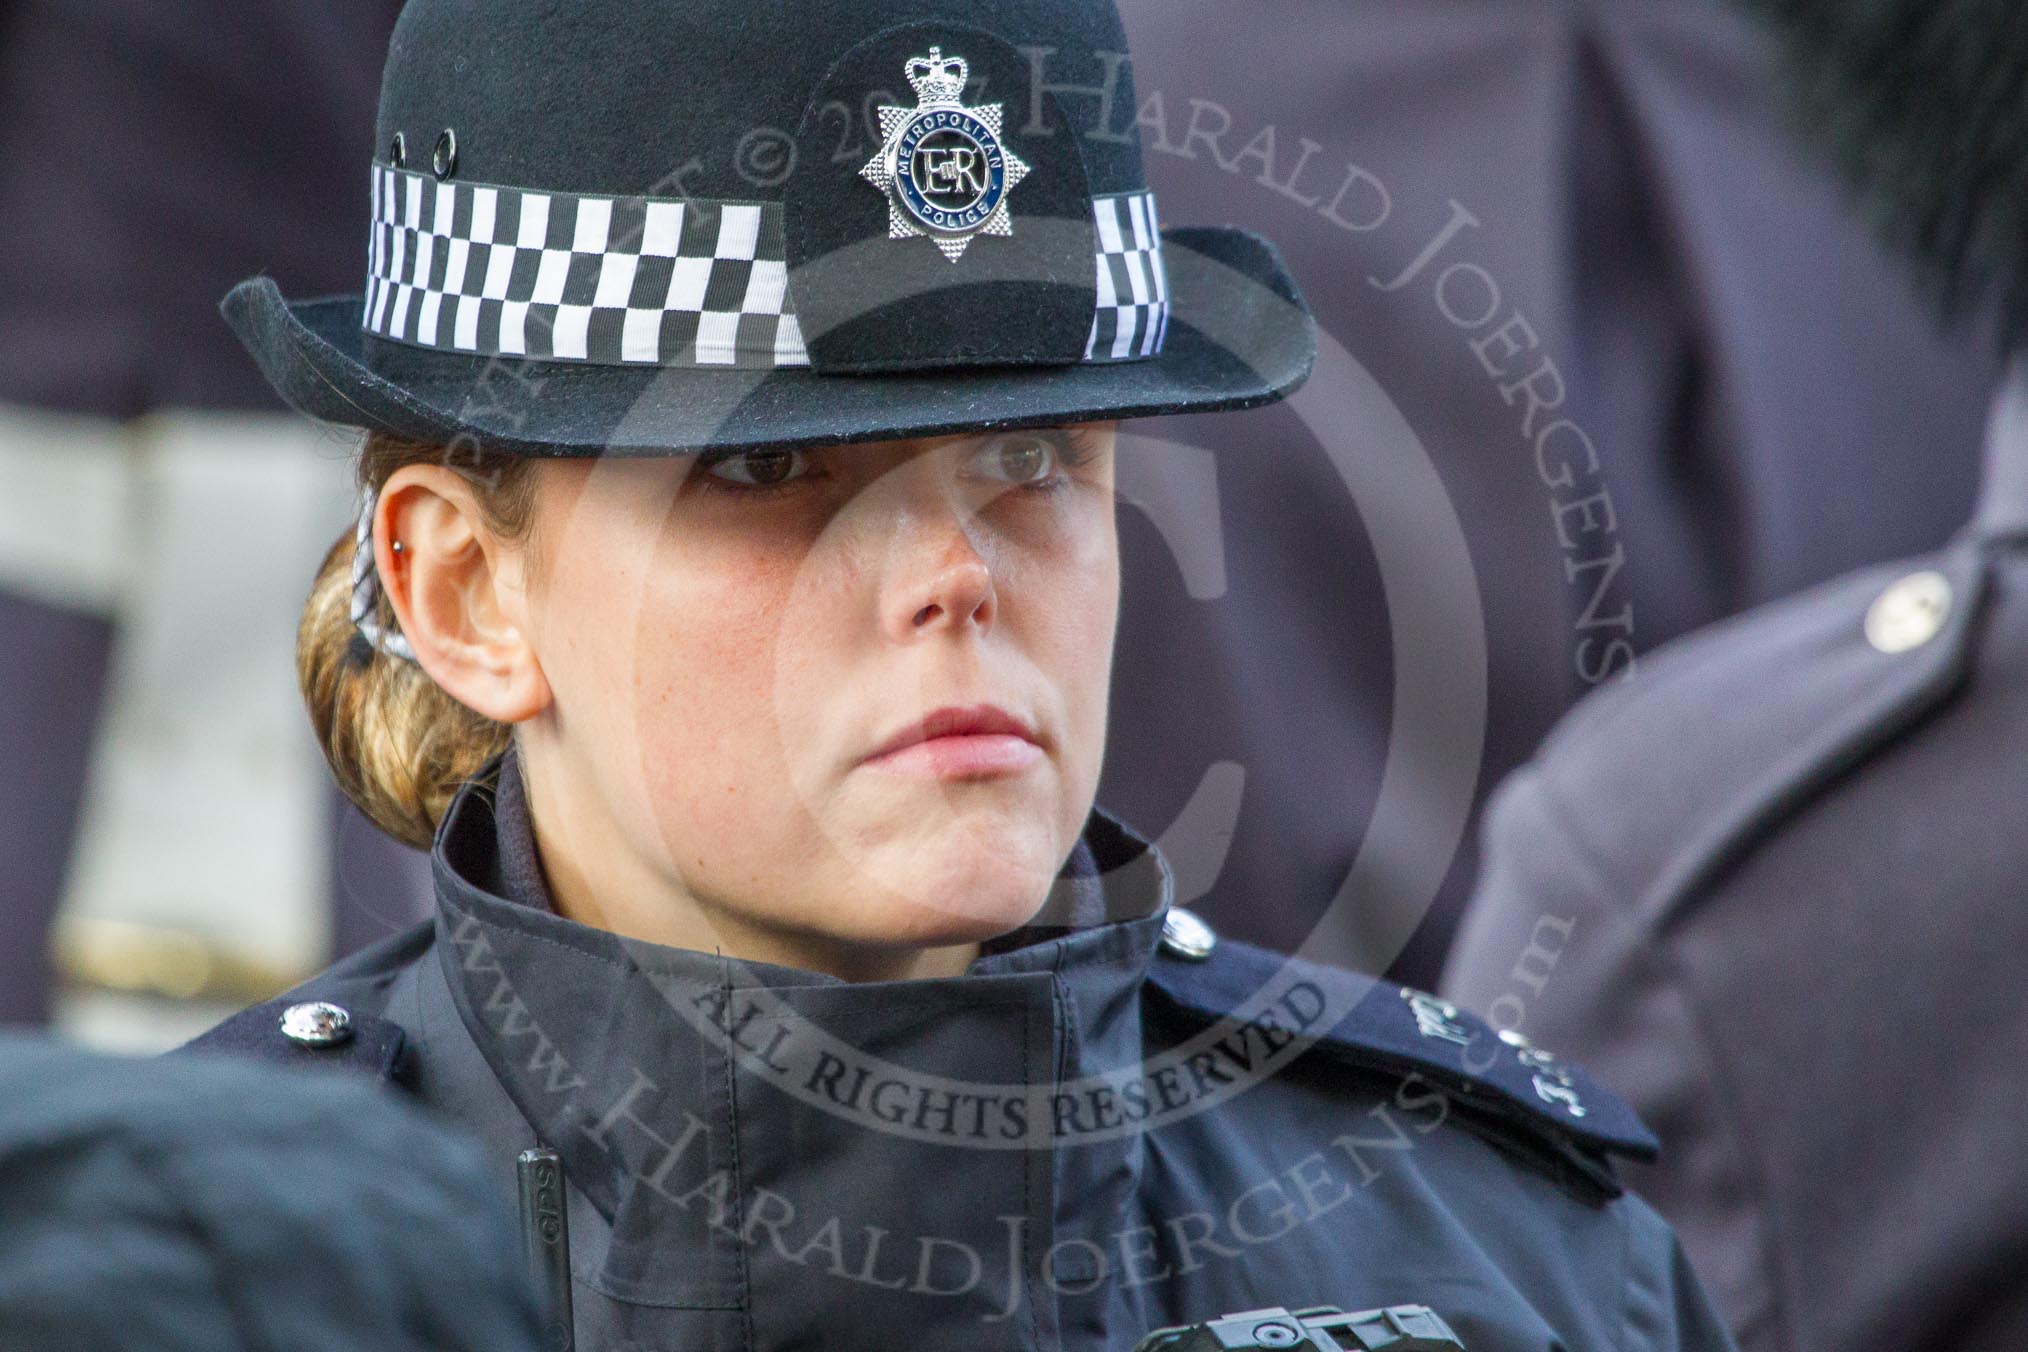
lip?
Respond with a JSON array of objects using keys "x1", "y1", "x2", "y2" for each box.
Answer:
[{"x1": 862, "y1": 704, "x2": 1045, "y2": 779}]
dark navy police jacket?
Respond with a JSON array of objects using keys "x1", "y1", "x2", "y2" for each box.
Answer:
[
  {"x1": 1444, "y1": 360, "x2": 2028, "y2": 1352},
  {"x1": 193, "y1": 751, "x2": 1732, "y2": 1352}
]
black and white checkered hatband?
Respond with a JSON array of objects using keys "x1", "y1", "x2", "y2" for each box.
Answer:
[{"x1": 363, "y1": 165, "x2": 1168, "y2": 371}]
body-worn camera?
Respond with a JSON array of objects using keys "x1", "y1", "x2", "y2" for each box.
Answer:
[{"x1": 1133, "y1": 1304, "x2": 1466, "y2": 1352}]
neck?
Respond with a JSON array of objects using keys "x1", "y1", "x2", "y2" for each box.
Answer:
[{"x1": 513, "y1": 736, "x2": 982, "y2": 983}]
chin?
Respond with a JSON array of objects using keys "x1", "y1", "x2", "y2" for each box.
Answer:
[{"x1": 831, "y1": 827, "x2": 1065, "y2": 948}]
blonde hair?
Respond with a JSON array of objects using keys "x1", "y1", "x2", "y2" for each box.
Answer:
[{"x1": 299, "y1": 431, "x2": 540, "y2": 848}]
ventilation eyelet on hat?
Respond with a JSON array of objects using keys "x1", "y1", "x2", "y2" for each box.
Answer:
[
  {"x1": 388, "y1": 131, "x2": 406, "y2": 169},
  {"x1": 431, "y1": 129, "x2": 457, "y2": 180}
]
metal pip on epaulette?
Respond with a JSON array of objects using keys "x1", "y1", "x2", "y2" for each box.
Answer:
[{"x1": 181, "y1": 991, "x2": 411, "y2": 1083}]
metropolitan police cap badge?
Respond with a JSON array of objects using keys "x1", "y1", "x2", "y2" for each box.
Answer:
[{"x1": 859, "y1": 47, "x2": 1032, "y2": 262}]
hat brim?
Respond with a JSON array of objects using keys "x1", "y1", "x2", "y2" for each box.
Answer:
[{"x1": 223, "y1": 226, "x2": 1315, "y2": 457}]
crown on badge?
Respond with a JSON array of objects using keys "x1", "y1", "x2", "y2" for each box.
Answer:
[{"x1": 906, "y1": 47, "x2": 969, "y2": 105}]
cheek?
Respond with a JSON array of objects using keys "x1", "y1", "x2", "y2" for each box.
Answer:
[
  {"x1": 1066, "y1": 563, "x2": 1121, "y2": 801},
  {"x1": 634, "y1": 548, "x2": 815, "y2": 854},
  {"x1": 1023, "y1": 497, "x2": 1120, "y2": 730},
  {"x1": 550, "y1": 532, "x2": 821, "y2": 876}
]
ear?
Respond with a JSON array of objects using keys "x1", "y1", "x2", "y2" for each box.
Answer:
[{"x1": 375, "y1": 464, "x2": 552, "y2": 724}]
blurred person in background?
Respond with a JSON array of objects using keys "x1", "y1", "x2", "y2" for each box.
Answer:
[
  {"x1": 1105, "y1": 0, "x2": 1997, "y2": 988},
  {"x1": 0, "y1": 0, "x2": 426, "y2": 1039},
  {"x1": 1444, "y1": 2, "x2": 2028, "y2": 1348},
  {"x1": 0, "y1": 1035, "x2": 541, "y2": 1350}
]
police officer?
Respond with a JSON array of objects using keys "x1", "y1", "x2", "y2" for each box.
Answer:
[
  {"x1": 1443, "y1": 4, "x2": 2028, "y2": 1350},
  {"x1": 189, "y1": 1, "x2": 1733, "y2": 1348}
]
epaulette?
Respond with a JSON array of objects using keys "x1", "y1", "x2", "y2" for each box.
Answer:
[
  {"x1": 182, "y1": 995, "x2": 411, "y2": 1083},
  {"x1": 174, "y1": 922, "x2": 434, "y2": 1087},
  {"x1": 1145, "y1": 920, "x2": 1657, "y2": 1201}
]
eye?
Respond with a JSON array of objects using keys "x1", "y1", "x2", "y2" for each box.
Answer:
[
  {"x1": 971, "y1": 432, "x2": 1064, "y2": 487},
  {"x1": 701, "y1": 447, "x2": 811, "y2": 488}
]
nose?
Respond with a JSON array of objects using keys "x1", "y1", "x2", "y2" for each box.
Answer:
[
  {"x1": 878, "y1": 483, "x2": 997, "y2": 643},
  {"x1": 895, "y1": 548, "x2": 996, "y2": 638}
]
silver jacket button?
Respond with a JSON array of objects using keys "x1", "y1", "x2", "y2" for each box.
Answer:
[
  {"x1": 1160, "y1": 906, "x2": 1217, "y2": 961},
  {"x1": 1865, "y1": 570, "x2": 1952, "y2": 654},
  {"x1": 280, "y1": 1001, "x2": 354, "y2": 1048}
]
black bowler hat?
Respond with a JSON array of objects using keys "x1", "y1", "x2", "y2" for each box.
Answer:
[{"x1": 225, "y1": 0, "x2": 1315, "y2": 456}]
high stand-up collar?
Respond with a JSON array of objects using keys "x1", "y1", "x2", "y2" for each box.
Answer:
[
  {"x1": 428, "y1": 748, "x2": 1173, "y2": 1347},
  {"x1": 1974, "y1": 356, "x2": 2028, "y2": 540}
]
